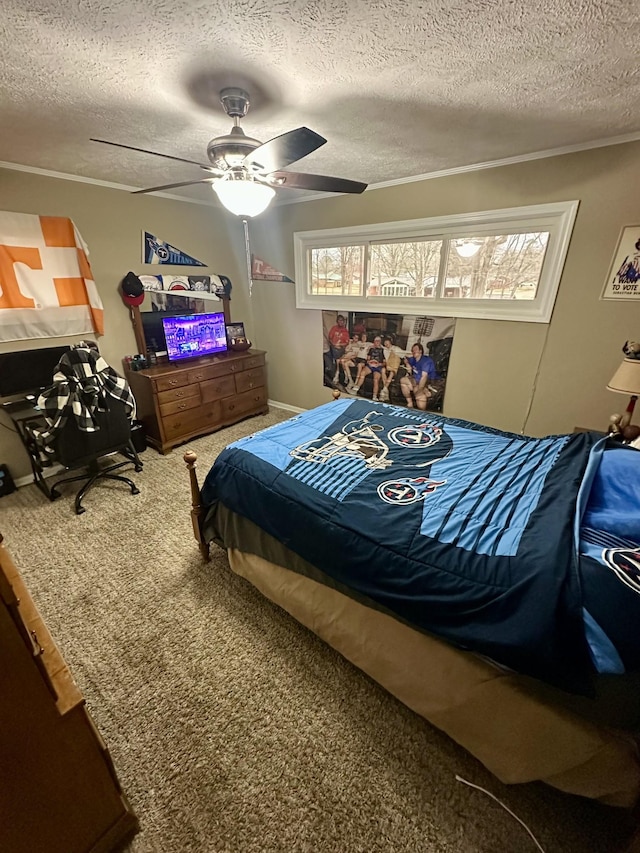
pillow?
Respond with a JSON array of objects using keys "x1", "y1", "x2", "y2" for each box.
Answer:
[{"x1": 582, "y1": 446, "x2": 640, "y2": 540}]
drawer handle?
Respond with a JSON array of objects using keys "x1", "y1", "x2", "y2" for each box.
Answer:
[
  {"x1": 193, "y1": 374, "x2": 203, "y2": 380},
  {"x1": 230, "y1": 365, "x2": 237, "y2": 371},
  {"x1": 170, "y1": 379, "x2": 179, "y2": 386},
  {"x1": 176, "y1": 391, "x2": 185, "y2": 398},
  {"x1": 253, "y1": 395, "x2": 260, "y2": 402},
  {"x1": 30, "y1": 630, "x2": 44, "y2": 657},
  {"x1": 248, "y1": 382, "x2": 254, "y2": 388},
  {"x1": 228, "y1": 404, "x2": 235, "y2": 411},
  {"x1": 178, "y1": 403, "x2": 187, "y2": 410}
]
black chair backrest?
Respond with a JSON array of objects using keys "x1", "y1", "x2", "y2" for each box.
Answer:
[{"x1": 53, "y1": 396, "x2": 132, "y2": 468}]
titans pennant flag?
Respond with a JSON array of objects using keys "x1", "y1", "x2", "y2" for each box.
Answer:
[
  {"x1": 143, "y1": 231, "x2": 207, "y2": 266},
  {"x1": 0, "y1": 212, "x2": 104, "y2": 343}
]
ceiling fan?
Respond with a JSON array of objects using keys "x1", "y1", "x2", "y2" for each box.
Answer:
[{"x1": 91, "y1": 88, "x2": 367, "y2": 216}]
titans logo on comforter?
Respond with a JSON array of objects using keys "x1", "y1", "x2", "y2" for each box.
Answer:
[{"x1": 201, "y1": 399, "x2": 605, "y2": 689}]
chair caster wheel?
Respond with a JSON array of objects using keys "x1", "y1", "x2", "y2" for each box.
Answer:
[
  {"x1": 135, "y1": 465, "x2": 143, "y2": 472},
  {"x1": 132, "y1": 487, "x2": 140, "y2": 495},
  {"x1": 75, "y1": 507, "x2": 86, "y2": 515},
  {"x1": 50, "y1": 490, "x2": 60, "y2": 501}
]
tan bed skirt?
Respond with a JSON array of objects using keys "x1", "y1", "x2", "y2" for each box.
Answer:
[{"x1": 227, "y1": 546, "x2": 640, "y2": 808}]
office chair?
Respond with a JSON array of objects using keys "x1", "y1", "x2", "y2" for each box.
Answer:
[{"x1": 48, "y1": 396, "x2": 143, "y2": 515}]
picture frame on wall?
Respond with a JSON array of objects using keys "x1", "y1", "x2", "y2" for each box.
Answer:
[{"x1": 601, "y1": 224, "x2": 640, "y2": 301}]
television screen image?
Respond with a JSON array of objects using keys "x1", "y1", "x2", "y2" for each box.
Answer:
[{"x1": 162, "y1": 312, "x2": 228, "y2": 362}]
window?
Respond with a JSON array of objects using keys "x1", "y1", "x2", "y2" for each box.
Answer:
[{"x1": 294, "y1": 201, "x2": 578, "y2": 322}]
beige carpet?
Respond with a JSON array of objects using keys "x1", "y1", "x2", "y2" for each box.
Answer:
[{"x1": 0, "y1": 407, "x2": 635, "y2": 853}]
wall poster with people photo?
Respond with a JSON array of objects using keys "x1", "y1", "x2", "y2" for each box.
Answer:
[{"x1": 322, "y1": 311, "x2": 456, "y2": 412}]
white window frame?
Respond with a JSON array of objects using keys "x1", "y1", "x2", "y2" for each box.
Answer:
[{"x1": 293, "y1": 201, "x2": 579, "y2": 322}]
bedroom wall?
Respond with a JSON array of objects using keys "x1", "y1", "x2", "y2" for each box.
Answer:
[
  {"x1": 0, "y1": 168, "x2": 251, "y2": 480},
  {"x1": 2, "y1": 140, "x2": 640, "y2": 480},
  {"x1": 246, "y1": 139, "x2": 640, "y2": 436}
]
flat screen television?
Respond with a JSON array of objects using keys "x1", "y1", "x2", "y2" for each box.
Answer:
[{"x1": 161, "y1": 312, "x2": 227, "y2": 362}]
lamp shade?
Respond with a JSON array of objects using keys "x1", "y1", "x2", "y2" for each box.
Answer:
[
  {"x1": 212, "y1": 179, "x2": 275, "y2": 217},
  {"x1": 607, "y1": 358, "x2": 640, "y2": 395}
]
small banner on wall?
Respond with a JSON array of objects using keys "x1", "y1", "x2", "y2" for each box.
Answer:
[
  {"x1": 0, "y1": 212, "x2": 104, "y2": 342},
  {"x1": 322, "y1": 311, "x2": 456, "y2": 412},
  {"x1": 138, "y1": 274, "x2": 231, "y2": 299},
  {"x1": 142, "y1": 231, "x2": 207, "y2": 266},
  {"x1": 601, "y1": 225, "x2": 640, "y2": 301},
  {"x1": 251, "y1": 254, "x2": 293, "y2": 282}
]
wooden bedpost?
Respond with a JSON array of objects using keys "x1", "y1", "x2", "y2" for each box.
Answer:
[{"x1": 183, "y1": 451, "x2": 210, "y2": 562}]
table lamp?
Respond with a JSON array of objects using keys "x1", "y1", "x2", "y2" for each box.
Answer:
[{"x1": 607, "y1": 357, "x2": 640, "y2": 432}]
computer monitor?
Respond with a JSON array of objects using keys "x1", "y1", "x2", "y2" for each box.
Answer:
[
  {"x1": 161, "y1": 312, "x2": 227, "y2": 363},
  {"x1": 0, "y1": 345, "x2": 71, "y2": 398}
]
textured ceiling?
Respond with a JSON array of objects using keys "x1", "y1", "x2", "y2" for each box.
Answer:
[{"x1": 1, "y1": 0, "x2": 639, "y2": 204}]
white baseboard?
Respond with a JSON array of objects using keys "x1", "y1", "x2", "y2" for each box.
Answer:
[
  {"x1": 13, "y1": 464, "x2": 64, "y2": 489},
  {"x1": 268, "y1": 399, "x2": 307, "y2": 414}
]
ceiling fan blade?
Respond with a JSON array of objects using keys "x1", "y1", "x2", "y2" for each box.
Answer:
[
  {"x1": 267, "y1": 171, "x2": 367, "y2": 194},
  {"x1": 132, "y1": 178, "x2": 217, "y2": 195},
  {"x1": 244, "y1": 127, "x2": 327, "y2": 173},
  {"x1": 91, "y1": 138, "x2": 213, "y2": 169}
]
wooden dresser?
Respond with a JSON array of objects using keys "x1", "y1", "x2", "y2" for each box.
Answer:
[
  {"x1": 127, "y1": 349, "x2": 268, "y2": 454},
  {"x1": 0, "y1": 534, "x2": 138, "y2": 853}
]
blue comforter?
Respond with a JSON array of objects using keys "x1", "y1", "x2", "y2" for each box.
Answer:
[{"x1": 202, "y1": 399, "x2": 610, "y2": 689}]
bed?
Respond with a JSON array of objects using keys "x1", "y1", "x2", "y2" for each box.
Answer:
[{"x1": 185, "y1": 397, "x2": 640, "y2": 808}]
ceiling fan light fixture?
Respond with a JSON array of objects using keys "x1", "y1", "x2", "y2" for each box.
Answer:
[{"x1": 212, "y1": 178, "x2": 275, "y2": 217}]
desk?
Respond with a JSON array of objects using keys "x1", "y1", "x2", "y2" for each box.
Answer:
[{"x1": 1, "y1": 399, "x2": 53, "y2": 498}]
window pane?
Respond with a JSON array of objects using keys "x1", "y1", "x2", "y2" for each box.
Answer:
[
  {"x1": 442, "y1": 233, "x2": 550, "y2": 299},
  {"x1": 310, "y1": 246, "x2": 364, "y2": 296},
  {"x1": 367, "y1": 240, "x2": 443, "y2": 299}
]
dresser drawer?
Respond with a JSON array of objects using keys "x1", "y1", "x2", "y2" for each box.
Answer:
[
  {"x1": 241, "y1": 353, "x2": 266, "y2": 371},
  {"x1": 157, "y1": 384, "x2": 200, "y2": 405},
  {"x1": 235, "y1": 367, "x2": 266, "y2": 394},
  {"x1": 200, "y1": 374, "x2": 236, "y2": 403},
  {"x1": 187, "y1": 361, "x2": 236, "y2": 383},
  {"x1": 221, "y1": 386, "x2": 268, "y2": 419},
  {"x1": 159, "y1": 393, "x2": 202, "y2": 418},
  {"x1": 155, "y1": 372, "x2": 190, "y2": 393},
  {"x1": 162, "y1": 400, "x2": 222, "y2": 441}
]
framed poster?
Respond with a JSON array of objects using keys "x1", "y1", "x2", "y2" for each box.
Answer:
[
  {"x1": 601, "y1": 225, "x2": 640, "y2": 301},
  {"x1": 322, "y1": 311, "x2": 455, "y2": 412}
]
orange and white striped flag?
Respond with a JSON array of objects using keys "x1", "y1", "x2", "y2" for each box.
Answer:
[{"x1": 0, "y1": 212, "x2": 104, "y2": 342}]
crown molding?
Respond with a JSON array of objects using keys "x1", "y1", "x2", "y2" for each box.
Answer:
[
  {"x1": 277, "y1": 129, "x2": 640, "y2": 205},
  {"x1": 0, "y1": 160, "x2": 215, "y2": 206},
  {"x1": 2, "y1": 128, "x2": 640, "y2": 208}
]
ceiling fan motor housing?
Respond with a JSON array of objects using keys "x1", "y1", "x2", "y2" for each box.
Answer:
[{"x1": 207, "y1": 126, "x2": 262, "y2": 170}]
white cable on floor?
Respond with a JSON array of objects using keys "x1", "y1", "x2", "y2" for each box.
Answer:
[{"x1": 455, "y1": 775, "x2": 546, "y2": 852}]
